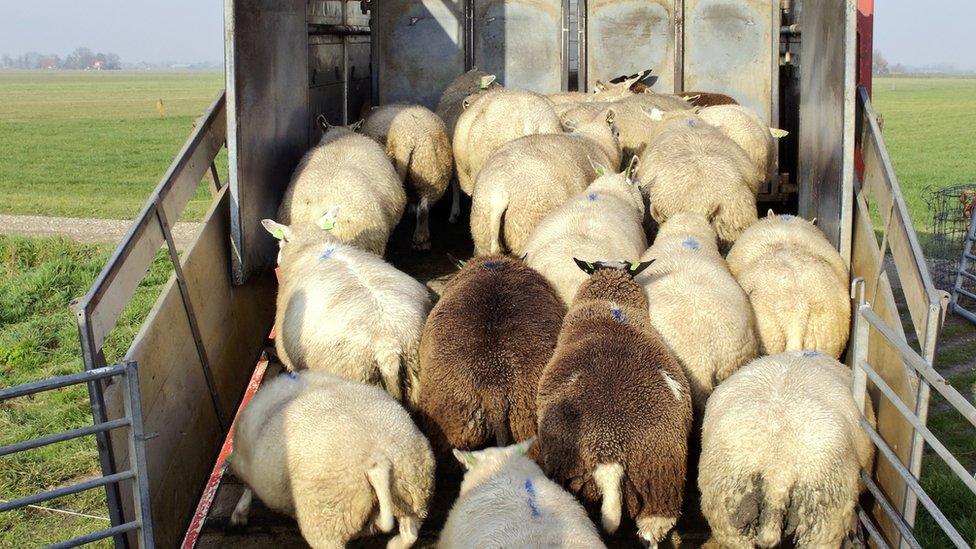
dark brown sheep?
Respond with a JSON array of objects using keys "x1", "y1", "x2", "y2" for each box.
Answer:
[
  {"x1": 536, "y1": 260, "x2": 693, "y2": 546},
  {"x1": 417, "y1": 254, "x2": 565, "y2": 457},
  {"x1": 676, "y1": 90, "x2": 739, "y2": 107}
]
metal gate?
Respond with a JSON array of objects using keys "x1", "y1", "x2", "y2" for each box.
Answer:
[{"x1": 950, "y1": 211, "x2": 976, "y2": 324}]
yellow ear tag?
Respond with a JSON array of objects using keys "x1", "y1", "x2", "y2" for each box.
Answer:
[
  {"x1": 318, "y1": 217, "x2": 336, "y2": 231},
  {"x1": 770, "y1": 128, "x2": 789, "y2": 138},
  {"x1": 272, "y1": 228, "x2": 285, "y2": 240}
]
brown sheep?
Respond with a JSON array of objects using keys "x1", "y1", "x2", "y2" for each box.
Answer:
[
  {"x1": 676, "y1": 91, "x2": 739, "y2": 107},
  {"x1": 417, "y1": 254, "x2": 565, "y2": 458},
  {"x1": 536, "y1": 260, "x2": 693, "y2": 547}
]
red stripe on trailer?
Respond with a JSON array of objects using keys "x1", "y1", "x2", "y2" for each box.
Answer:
[
  {"x1": 181, "y1": 357, "x2": 270, "y2": 549},
  {"x1": 854, "y1": 0, "x2": 875, "y2": 179}
]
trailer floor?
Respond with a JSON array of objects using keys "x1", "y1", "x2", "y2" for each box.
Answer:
[{"x1": 192, "y1": 198, "x2": 713, "y2": 548}]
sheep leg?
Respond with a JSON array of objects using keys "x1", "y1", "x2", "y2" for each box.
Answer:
[
  {"x1": 377, "y1": 350, "x2": 404, "y2": 402},
  {"x1": 637, "y1": 516, "x2": 677, "y2": 548},
  {"x1": 449, "y1": 179, "x2": 461, "y2": 224},
  {"x1": 412, "y1": 196, "x2": 432, "y2": 251},
  {"x1": 229, "y1": 487, "x2": 253, "y2": 528},
  {"x1": 386, "y1": 515, "x2": 420, "y2": 549}
]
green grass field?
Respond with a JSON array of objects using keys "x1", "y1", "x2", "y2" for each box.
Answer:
[
  {"x1": 0, "y1": 71, "x2": 223, "y2": 220},
  {"x1": 0, "y1": 72, "x2": 973, "y2": 547}
]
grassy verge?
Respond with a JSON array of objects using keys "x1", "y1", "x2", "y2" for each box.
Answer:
[{"x1": 0, "y1": 235, "x2": 170, "y2": 547}]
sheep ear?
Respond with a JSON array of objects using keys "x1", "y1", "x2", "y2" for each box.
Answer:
[
  {"x1": 625, "y1": 156, "x2": 640, "y2": 182},
  {"x1": 641, "y1": 106, "x2": 665, "y2": 122},
  {"x1": 519, "y1": 253, "x2": 528, "y2": 262},
  {"x1": 811, "y1": 217, "x2": 818, "y2": 225},
  {"x1": 261, "y1": 219, "x2": 291, "y2": 241},
  {"x1": 462, "y1": 98, "x2": 473, "y2": 110},
  {"x1": 605, "y1": 108, "x2": 616, "y2": 126},
  {"x1": 627, "y1": 259, "x2": 655, "y2": 278},
  {"x1": 709, "y1": 205, "x2": 722, "y2": 223},
  {"x1": 350, "y1": 119, "x2": 365, "y2": 132},
  {"x1": 563, "y1": 119, "x2": 578, "y2": 131},
  {"x1": 650, "y1": 204, "x2": 665, "y2": 224},
  {"x1": 683, "y1": 94, "x2": 702, "y2": 104},
  {"x1": 452, "y1": 449, "x2": 477, "y2": 469},
  {"x1": 594, "y1": 80, "x2": 608, "y2": 92},
  {"x1": 767, "y1": 209, "x2": 776, "y2": 218},
  {"x1": 479, "y1": 75, "x2": 497, "y2": 90},
  {"x1": 447, "y1": 253, "x2": 466, "y2": 270},
  {"x1": 512, "y1": 437, "x2": 535, "y2": 456},
  {"x1": 589, "y1": 157, "x2": 607, "y2": 177},
  {"x1": 770, "y1": 128, "x2": 789, "y2": 138},
  {"x1": 574, "y1": 258, "x2": 597, "y2": 275},
  {"x1": 316, "y1": 114, "x2": 331, "y2": 132},
  {"x1": 317, "y1": 207, "x2": 340, "y2": 231}
]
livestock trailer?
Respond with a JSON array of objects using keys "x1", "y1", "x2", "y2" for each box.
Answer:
[{"x1": 3, "y1": 0, "x2": 974, "y2": 547}]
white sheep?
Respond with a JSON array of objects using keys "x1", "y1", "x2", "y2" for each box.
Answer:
[
  {"x1": 524, "y1": 157, "x2": 647, "y2": 304},
  {"x1": 262, "y1": 220, "x2": 431, "y2": 405},
  {"x1": 699, "y1": 351, "x2": 875, "y2": 549},
  {"x1": 546, "y1": 72, "x2": 644, "y2": 105},
  {"x1": 453, "y1": 88, "x2": 563, "y2": 196},
  {"x1": 278, "y1": 118, "x2": 406, "y2": 256},
  {"x1": 726, "y1": 213, "x2": 851, "y2": 358},
  {"x1": 637, "y1": 109, "x2": 758, "y2": 249},
  {"x1": 470, "y1": 110, "x2": 622, "y2": 257},
  {"x1": 439, "y1": 440, "x2": 607, "y2": 549},
  {"x1": 698, "y1": 104, "x2": 787, "y2": 189},
  {"x1": 361, "y1": 104, "x2": 454, "y2": 250},
  {"x1": 230, "y1": 370, "x2": 435, "y2": 549},
  {"x1": 635, "y1": 212, "x2": 759, "y2": 411},
  {"x1": 435, "y1": 70, "x2": 499, "y2": 140}
]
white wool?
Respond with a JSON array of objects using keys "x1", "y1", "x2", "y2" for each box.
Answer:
[
  {"x1": 231, "y1": 371, "x2": 434, "y2": 549},
  {"x1": 699, "y1": 104, "x2": 777, "y2": 190}
]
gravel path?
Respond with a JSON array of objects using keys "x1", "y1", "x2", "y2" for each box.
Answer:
[{"x1": 0, "y1": 214, "x2": 201, "y2": 249}]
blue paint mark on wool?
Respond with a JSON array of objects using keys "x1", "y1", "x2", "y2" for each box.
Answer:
[
  {"x1": 319, "y1": 246, "x2": 336, "y2": 260},
  {"x1": 779, "y1": 214, "x2": 796, "y2": 223},
  {"x1": 524, "y1": 479, "x2": 541, "y2": 518},
  {"x1": 588, "y1": 192, "x2": 599, "y2": 202},
  {"x1": 682, "y1": 238, "x2": 700, "y2": 251},
  {"x1": 687, "y1": 119, "x2": 697, "y2": 128},
  {"x1": 610, "y1": 306, "x2": 625, "y2": 323},
  {"x1": 802, "y1": 350, "x2": 821, "y2": 358},
  {"x1": 481, "y1": 260, "x2": 504, "y2": 271},
  {"x1": 284, "y1": 371, "x2": 299, "y2": 380}
]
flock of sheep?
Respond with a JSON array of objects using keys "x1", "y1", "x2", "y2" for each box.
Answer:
[{"x1": 227, "y1": 69, "x2": 875, "y2": 549}]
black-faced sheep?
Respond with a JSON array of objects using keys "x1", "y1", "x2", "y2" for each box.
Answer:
[
  {"x1": 230, "y1": 371, "x2": 435, "y2": 549},
  {"x1": 263, "y1": 220, "x2": 431, "y2": 405},
  {"x1": 537, "y1": 260, "x2": 693, "y2": 547},
  {"x1": 699, "y1": 351, "x2": 875, "y2": 549},
  {"x1": 439, "y1": 440, "x2": 607, "y2": 549},
  {"x1": 417, "y1": 254, "x2": 564, "y2": 455}
]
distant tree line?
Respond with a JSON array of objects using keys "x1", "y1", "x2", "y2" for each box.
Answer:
[{"x1": 0, "y1": 48, "x2": 121, "y2": 70}]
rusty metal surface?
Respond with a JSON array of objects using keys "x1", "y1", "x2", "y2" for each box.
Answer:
[
  {"x1": 683, "y1": 0, "x2": 777, "y2": 123},
  {"x1": 797, "y1": 0, "x2": 856, "y2": 261},
  {"x1": 374, "y1": 0, "x2": 466, "y2": 108},
  {"x1": 583, "y1": 0, "x2": 676, "y2": 92},
  {"x1": 226, "y1": 0, "x2": 310, "y2": 284},
  {"x1": 473, "y1": 0, "x2": 567, "y2": 93}
]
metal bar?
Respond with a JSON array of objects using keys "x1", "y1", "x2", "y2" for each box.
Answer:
[
  {"x1": 48, "y1": 521, "x2": 142, "y2": 549},
  {"x1": 0, "y1": 364, "x2": 127, "y2": 401},
  {"x1": 208, "y1": 161, "x2": 222, "y2": 197},
  {"x1": 577, "y1": 0, "x2": 586, "y2": 90},
  {"x1": 561, "y1": 0, "x2": 570, "y2": 91},
  {"x1": 307, "y1": 23, "x2": 370, "y2": 35},
  {"x1": 851, "y1": 300, "x2": 870, "y2": 414},
  {"x1": 463, "y1": 0, "x2": 474, "y2": 72},
  {"x1": 954, "y1": 305, "x2": 976, "y2": 324},
  {"x1": 858, "y1": 507, "x2": 892, "y2": 549},
  {"x1": 958, "y1": 269, "x2": 976, "y2": 283},
  {"x1": 0, "y1": 418, "x2": 130, "y2": 457},
  {"x1": 860, "y1": 471, "x2": 923, "y2": 549},
  {"x1": 155, "y1": 206, "x2": 227, "y2": 432},
  {"x1": 674, "y1": 0, "x2": 685, "y2": 92},
  {"x1": 955, "y1": 286, "x2": 976, "y2": 302},
  {"x1": 862, "y1": 309, "x2": 976, "y2": 427},
  {"x1": 123, "y1": 361, "x2": 155, "y2": 548},
  {"x1": 0, "y1": 471, "x2": 135, "y2": 513},
  {"x1": 862, "y1": 419, "x2": 970, "y2": 549},
  {"x1": 857, "y1": 360, "x2": 976, "y2": 497}
]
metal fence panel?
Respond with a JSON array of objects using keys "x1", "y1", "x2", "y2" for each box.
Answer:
[{"x1": 473, "y1": 0, "x2": 567, "y2": 93}]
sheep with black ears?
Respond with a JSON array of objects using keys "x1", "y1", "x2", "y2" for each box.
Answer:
[
  {"x1": 230, "y1": 370, "x2": 435, "y2": 549},
  {"x1": 360, "y1": 103, "x2": 454, "y2": 250},
  {"x1": 438, "y1": 440, "x2": 607, "y2": 549},
  {"x1": 263, "y1": 220, "x2": 431, "y2": 405},
  {"x1": 417, "y1": 254, "x2": 564, "y2": 455},
  {"x1": 726, "y1": 213, "x2": 850, "y2": 358},
  {"x1": 636, "y1": 212, "x2": 759, "y2": 411},
  {"x1": 277, "y1": 118, "x2": 406, "y2": 256},
  {"x1": 453, "y1": 87, "x2": 562, "y2": 196},
  {"x1": 524, "y1": 157, "x2": 647, "y2": 304},
  {"x1": 470, "y1": 109, "x2": 622, "y2": 256},
  {"x1": 699, "y1": 351, "x2": 875, "y2": 549},
  {"x1": 536, "y1": 260, "x2": 693, "y2": 547}
]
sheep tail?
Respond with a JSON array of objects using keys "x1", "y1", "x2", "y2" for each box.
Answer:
[
  {"x1": 593, "y1": 462, "x2": 625, "y2": 533},
  {"x1": 487, "y1": 187, "x2": 509, "y2": 254},
  {"x1": 366, "y1": 457, "x2": 396, "y2": 533},
  {"x1": 785, "y1": 294, "x2": 810, "y2": 352}
]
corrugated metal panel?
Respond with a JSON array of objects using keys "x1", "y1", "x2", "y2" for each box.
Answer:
[
  {"x1": 583, "y1": 0, "x2": 676, "y2": 92},
  {"x1": 683, "y1": 0, "x2": 778, "y2": 123},
  {"x1": 473, "y1": 0, "x2": 567, "y2": 93}
]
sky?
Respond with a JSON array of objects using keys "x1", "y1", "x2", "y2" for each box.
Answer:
[{"x1": 0, "y1": 0, "x2": 973, "y2": 70}]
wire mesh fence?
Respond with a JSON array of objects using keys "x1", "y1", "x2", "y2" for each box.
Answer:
[{"x1": 922, "y1": 183, "x2": 976, "y2": 292}]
